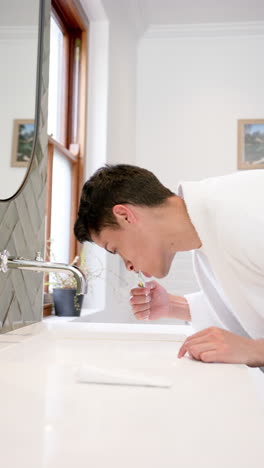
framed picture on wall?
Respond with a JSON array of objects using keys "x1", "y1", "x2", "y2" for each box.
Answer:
[
  {"x1": 237, "y1": 119, "x2": 264, "y2": 170},
  {"x1": 11, "y1": 119, "x2": 35, "y2": 168}
]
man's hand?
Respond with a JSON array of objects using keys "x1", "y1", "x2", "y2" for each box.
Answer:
[
  {"x1": 130, "y1": 281, "x2": 191, "y2": 322},
  {"x1": 130, "y1": 281, "x2": 170, "y2": 321},
  {"x1": 178, "y1": 327, "x2": 264, "y2": 367}
]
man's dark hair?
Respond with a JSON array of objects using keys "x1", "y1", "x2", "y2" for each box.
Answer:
[{"x1": 74, "y1": 164, "x2": 174, "y2": 243}]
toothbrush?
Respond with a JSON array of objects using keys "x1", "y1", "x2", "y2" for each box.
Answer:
[
  {"x1": 138, "y1": 271, "x2": 145, "y2": 288},
  {"x1": 138, "y1": 271, "x2": 149, "y2": 320}
]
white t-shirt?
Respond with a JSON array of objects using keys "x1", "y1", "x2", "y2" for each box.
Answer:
[{"x1": 178, "y1": 170, "x2": 264, "y2": 340}]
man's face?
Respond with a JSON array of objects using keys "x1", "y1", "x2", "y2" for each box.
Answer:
[{"x1": 91, "y1": 205, "x2": 176, "y2": 278}]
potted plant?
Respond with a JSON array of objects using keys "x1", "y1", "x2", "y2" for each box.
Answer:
[
  {"x1": 51, "y1": 261, "x2": 84, "y2": 317},
  {"x1": 46, "y1": 246, "x2": 102, "y2": 317}
]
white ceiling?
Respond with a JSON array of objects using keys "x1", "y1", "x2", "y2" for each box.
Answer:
[
  {"x1": 138, "y1": 0, "x2": 264, "y2": 25},
  {"x1": 2, "y1": 0, "x2": 264, "y2": 31}
]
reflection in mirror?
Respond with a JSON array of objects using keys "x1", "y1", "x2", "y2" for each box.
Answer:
[{"x1": 0, "y1": 0, "x2": 40, "y2": 200}]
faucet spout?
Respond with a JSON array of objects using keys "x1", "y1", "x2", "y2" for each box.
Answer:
[{"x1": 0, "y1": 250, "x2": 88, "y2": 295}]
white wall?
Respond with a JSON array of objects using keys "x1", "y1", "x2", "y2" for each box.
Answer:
[
  {"x1": 136, "y1": 23, "x2": 264, "y2": 298},
  {"x1": 79, "y1": 7, "x2": 264, "y2": 324},
  {"x1": 80, "y1": 0, "x2": 138, "y2": 321},
  {"x1": 101, "y1": 0, "x2": 140, "y2": 322},
  {"x1": 137, "y1": 25, "x2": 264, "y2": 183}
]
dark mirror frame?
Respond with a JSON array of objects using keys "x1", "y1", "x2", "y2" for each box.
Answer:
[{"x1": 0, "y1": 0, "x2": 46, "y2": 202}]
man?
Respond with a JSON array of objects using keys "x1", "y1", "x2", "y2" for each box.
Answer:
[{"x1": 74, "y1": 164, "x2": 264, "y2": 368}]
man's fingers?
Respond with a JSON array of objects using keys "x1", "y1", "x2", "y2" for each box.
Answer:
[
  {"x1": 130, "y1": 281, "x2": 156, "y2": 296},
  {"x1": 199, "y1": 351, "x2": 217, "y2": 363},
  {"x1": 130, "y1": 281, "x2": 155, "y2": 321},
  {"x1": 181, "y1": 342, "x2": 216, "y2": 360},
  {"x1": 131, "y1": 303, "x2": 151, "y2": 314},
  {"x1": 178, "y1": 346, "x2": 187, "y2": 359},
  {"x1": 145, "y1": 280, "x2": 156, "y2": 290},
  {"x1": 178, "y1": 334, "x2": 209, "y2": 358},
  {"x1": 130, "y1": 294, "x2": 151, "y2": 305},
  {"x1": 178, "y1": 338, "x2": 216, "y2": 359},
  {"x1": 178, "y1": 327, "x2": 224, "y2": 358},
  {"x1": 134, "y1": 310, "x2": 150, "y2": 321},
  {"x1": 184, "y1": 326, "x2": 222, "y2": 341},
  {"x1": 180, "y1": 335, "x2": 213, "y2": 348},
  {"x1": 130, "y1": 287, "x2": 149, "y2": 296}
]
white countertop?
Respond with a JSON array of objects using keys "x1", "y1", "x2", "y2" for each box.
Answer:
[{"x1": 0, "y1": 320, "x2": 264, "y2": 468}]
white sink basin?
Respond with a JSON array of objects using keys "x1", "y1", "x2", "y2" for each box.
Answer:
[{"x1": 0, "y1": 321, "x2": 263, "y2": 468}]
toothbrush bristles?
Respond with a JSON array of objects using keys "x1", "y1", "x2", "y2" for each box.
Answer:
[{"x1": 138, "y1": 272, "x2": 145, "y2": 288}]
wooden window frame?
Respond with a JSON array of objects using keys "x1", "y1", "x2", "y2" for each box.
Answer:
[{"x1": 46, "y1": 0, "x2": 88, "y2": 263}]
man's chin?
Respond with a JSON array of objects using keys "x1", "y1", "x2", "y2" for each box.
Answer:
[
  {"x1": 142, "y1": 272, "x2": 152, "y2": 278},
  {"x1": 152, "y1": 268, "x2": 170, "y2": 279},
  {"x1": 144, "y1": 260, "x2": 172, "y2": 279},
  {"x1": 155, "y1": 273, "x2": 169, "y2": 279},
  {"x1": 157, "y1": 263, "x2": 172, "y2": 279}
]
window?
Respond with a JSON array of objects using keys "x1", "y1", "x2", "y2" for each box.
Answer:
[{"x1": 46, "y1": 0, "x2": 88, "y2": 264}]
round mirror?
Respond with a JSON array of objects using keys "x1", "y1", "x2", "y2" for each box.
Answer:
[{"x1": 0, "y1": 0, "x2": 41, "y2": 201}]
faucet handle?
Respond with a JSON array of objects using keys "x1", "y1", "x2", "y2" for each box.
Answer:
[{"x1": 0, "y1": 250, "x2": 10, "y2": 273}]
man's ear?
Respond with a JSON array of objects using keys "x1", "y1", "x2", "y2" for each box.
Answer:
[{"x1": 112, "y1": 204, "x2": 137, "y2": 225}]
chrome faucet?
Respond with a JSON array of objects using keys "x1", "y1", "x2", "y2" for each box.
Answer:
[{"x1": 0, "y1": 250, "x2": 88, "y2": 295}]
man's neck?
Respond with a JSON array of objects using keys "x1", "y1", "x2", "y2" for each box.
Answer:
[{"x1": 165, "y1": 196, "x2": 202, "y2": 252}]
